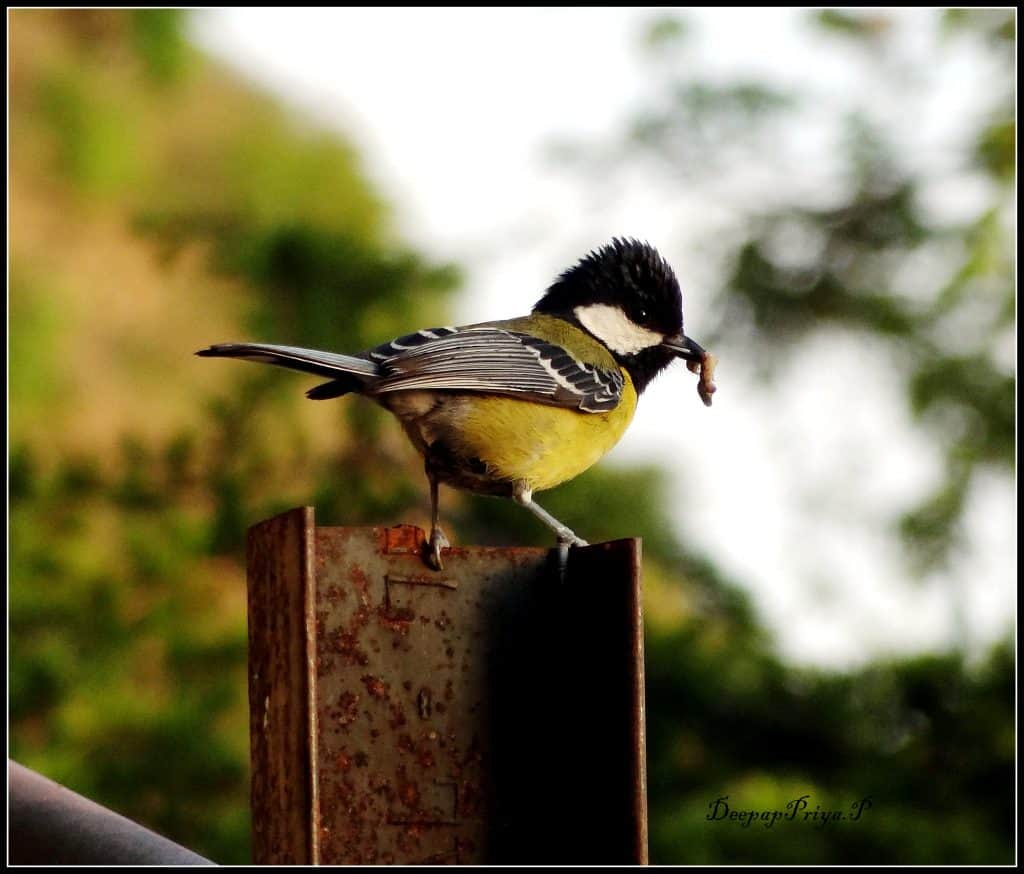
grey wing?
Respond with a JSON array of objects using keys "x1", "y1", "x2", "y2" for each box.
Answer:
[{"x1": 370, "y1": 327, "x2": 624, "y2": 413}]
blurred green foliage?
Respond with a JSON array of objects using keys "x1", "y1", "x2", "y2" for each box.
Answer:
[
  {"x1": 8, "y1": 266, "x2": 70, "y2": 434},
  {"x1": 646, "y1": 637, "x2": 1013, "y2": 864},
  {"x1": 813, "y1": 10, "x2": 893, "y2": 41},
  {"x1": 10, "y1": 9, "x2": 458, "y2": 862},
  {"x1": 712, "y1": 19, "x2": 1015, "y2": 574},
  {"x1": 643, "y1": 14, "x2": 690, "y2": 53},
  {"x1": 8, "y1": 8, "x2": 1014, "y2": 866},
  {"x1": 130, "y1": 10, "x2": 190, "y2": 85},
  {"x1": 38, "y1": 65, "x2": 142, "y2": 195}
]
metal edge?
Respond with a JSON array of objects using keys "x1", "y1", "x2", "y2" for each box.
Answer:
[
  {"x1": 301, "y1": 506, "x2": 320, "y2": 865},
  {"x1": 630, "y1": 536, "x2": 650, "y2": 865},
  {"x1": 243, "y1": 517, "x2": 264, "y2": 861},
  {"x1": 245, "y1": 506, "x2": 317, "y2": 864}
]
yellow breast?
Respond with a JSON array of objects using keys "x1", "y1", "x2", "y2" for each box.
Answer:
[{"x1": 448, "y1": 372, "x2": 638, "y2": 493}]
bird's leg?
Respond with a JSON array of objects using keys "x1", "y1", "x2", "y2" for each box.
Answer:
[
  {"x1": 423, "y1": 466, "x2": 450, "y2": 571},
  {"x1": 511, "y1": 482, "x2": 588, "y2": 547}
]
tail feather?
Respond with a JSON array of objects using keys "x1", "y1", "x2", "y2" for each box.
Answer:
[
  {"x1": 305, "y1": 377, "x2": 362, "y2": 400},
  {"x1": 195, "y1": 342, "x2": 379, "y2": 386}
]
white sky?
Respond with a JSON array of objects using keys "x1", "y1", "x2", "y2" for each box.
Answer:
[{"x1": 191, "y1": 8, "x2": 1015, "y2": 670}]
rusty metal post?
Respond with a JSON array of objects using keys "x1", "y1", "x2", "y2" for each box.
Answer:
[{"x1": 247, "y1": 508, "x2": 647, "y2": 865}]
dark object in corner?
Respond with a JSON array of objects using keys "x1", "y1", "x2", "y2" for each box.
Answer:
[{"x1": 8, "y1": 760, "x2": 214, "y2": 865}]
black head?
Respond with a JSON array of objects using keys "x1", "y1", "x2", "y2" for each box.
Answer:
[{"x1": 534, "y1": 238, "x2": 702, "y2": 393}]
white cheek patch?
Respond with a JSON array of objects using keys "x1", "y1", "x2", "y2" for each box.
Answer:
[{"x1": 573, "y1": 303, "x2": 664, "y2": 355}]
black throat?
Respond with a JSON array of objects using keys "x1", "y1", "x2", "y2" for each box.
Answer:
[{"x1": 618, "y1": 344, "x2": 677, "y2": 395}]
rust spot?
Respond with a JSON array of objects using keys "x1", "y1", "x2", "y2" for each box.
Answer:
[
  {"x1": 334, "y1": 630, "x2": 369, "y2": 666},
  {"x1": 388, "y1": 702, "x2": 407, "y2": 730},
  {"x1": 350, "y1": 566, "x2": 371, "y2": 607},
  {"x1": 398, "y1": 781, "x2": 420, "y2": 808},
  {"x1": 385, "y1": 525, "x2": 425, "y2": 554},
  {"x1": 327, "y1": 599, "x2": 373, "y2": 667},
  {"x1": 376, "y1": 604, "x2": 414, "y2": 634},
  {"x1": 361, "y1": 675, "x2": 389, "y2": 699},
  {"x1": 331, "y1": 691, "x2": 360, "y2": 727}
]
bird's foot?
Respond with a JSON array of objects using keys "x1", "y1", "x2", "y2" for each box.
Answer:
[
  {"x1": 512, "y1": 484, "x2": 589, "y2": 550},
  {"x1": 423, "y1": 526, "x2": 450, "y2": 571},
  {"x1": 556, "y1": 528, "x2": 588, "y2": 548}
]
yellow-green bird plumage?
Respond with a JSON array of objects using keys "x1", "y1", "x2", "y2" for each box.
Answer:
[
  {"x1": 384, "y1": 314, "x2": 637, "y2": 495},
  {"x1": 448, "y1": 380, "x2": 637, "y2": 492}
]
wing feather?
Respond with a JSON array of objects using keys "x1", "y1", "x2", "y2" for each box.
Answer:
[{"x1": 371, "y1": 327, "x2": 624, "y2": 413}]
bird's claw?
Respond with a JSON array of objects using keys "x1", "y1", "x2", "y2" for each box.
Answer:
[
  {"x1": 557, "y1": 530, "x2": 588, "y2": 548},
  {"x1": 423, "y1": 526, "x2": 450, "y2": 571}
]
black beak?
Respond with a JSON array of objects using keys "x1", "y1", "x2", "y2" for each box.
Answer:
[{"x1": 661, "y1": 332, "x2": 706, "y2": 363}]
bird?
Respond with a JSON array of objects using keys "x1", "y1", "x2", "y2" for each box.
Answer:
[{"x1": 196, "y1": 238, "x2": 715, "y2": 570}]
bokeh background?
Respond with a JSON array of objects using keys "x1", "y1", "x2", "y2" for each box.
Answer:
[{"x1": 8, "y1": 9, "x2": 1015, "y2": 864}]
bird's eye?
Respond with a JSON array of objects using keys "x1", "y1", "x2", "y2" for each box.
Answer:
[{"x1": 637, "y1": 308, "x2": 648, "y2": 322}]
